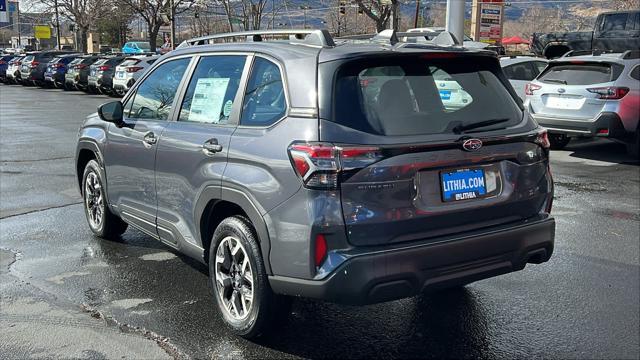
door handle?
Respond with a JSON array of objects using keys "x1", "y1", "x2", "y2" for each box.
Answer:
[
  {"x1": 202, "y1": 138, "x2": 223, "y2": 154},
  {"x1": 143, "y1": 132, "x2": 157, "y2": 147}
]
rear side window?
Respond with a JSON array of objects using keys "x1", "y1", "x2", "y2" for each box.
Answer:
[
  {"x1": 630, "y1": 65, "x2": 640, "y2": 81},
  {"x1": 538, "y1": 62, "x2": 622, "y2": 85},
  {"x1": 128, "y1": 58, "x2": 190, "y2": 120},
  {"x1": 332, "y1": 56, "x2": 522, "y2": 136},
  {"x1": 503, "y1": 62, "x2": 537, "y2": 81},
  {"x1": 178, "y1": 55, "x2": 246, "y2": 124},
  {"x1": 240, "y1": 57, "x2": 286, "y2": 126}
]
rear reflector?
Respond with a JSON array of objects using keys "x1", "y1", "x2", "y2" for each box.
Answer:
[
  {"x1": 597, "y1": 129, "x2": 609, "y2": 135},
  {"x1": 314, "y1": 234, "x2": 328, "y2": 267},
  {"x1": 535, "y1": 129, "x2": 551, "y2": 150}
]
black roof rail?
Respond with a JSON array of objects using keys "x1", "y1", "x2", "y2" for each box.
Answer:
[
  {"x1": 182, "y1": 29, "x2": 336, "y2": 48},
  {"x1": 621, "y1": 49, "x2": 640, "y2": 60}
]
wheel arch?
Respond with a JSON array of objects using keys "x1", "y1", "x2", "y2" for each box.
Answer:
[
  {"x1": 543, "y1": 43, "x2": 571, "y2": 59},
  {"x1": 75, "y1": 141, "x2": 104, "y2": 195},
  {"x1": 196, "y1": 187, "x2": 272, "y2": 274}
]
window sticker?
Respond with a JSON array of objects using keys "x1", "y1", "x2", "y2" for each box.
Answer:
[
  {"x1": 188, "y1": 77, "x2": 230, "y2": 123},
  {"x1": 223, "y1": 100, "x2": 233, "y2": 117}
]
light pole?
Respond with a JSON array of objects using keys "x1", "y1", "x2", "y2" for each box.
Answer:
[
  {"x1": 170, "y1": 0, "x2": 176, "y2": 49},
  {"x1": 300, "y1": 5, "x2": 310, "y2": 29},
  {"x1": 53, "y1": 0, "x2": 61, "y2": 49}
]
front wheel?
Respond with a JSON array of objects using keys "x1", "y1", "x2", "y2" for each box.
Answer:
[
  {"x1": 82, "y1": 160, "x2": 128, "y2": 239},
  {"x1": 209, "y1": 216, "x2": 291, "y2": 339},
  {"x1": 548, "y1": 133, "x2": 571, "y2": 150}
]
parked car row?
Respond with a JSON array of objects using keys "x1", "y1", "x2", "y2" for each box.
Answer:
[{"x1": 1, "y1": 50, "x2": 159, "y2": 97}]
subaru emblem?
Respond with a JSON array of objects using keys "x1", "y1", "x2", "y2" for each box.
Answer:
[
  {"x1": 557, "y1": 88, "x2": 566, "y2": 93},
  {"x1": 462, "y1": 138, "x2": 483, "y2": 152}
]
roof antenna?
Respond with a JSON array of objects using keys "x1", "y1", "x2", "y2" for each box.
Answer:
[{"x1": 372, "y1": 29, "x2": 399, "y2": 45}]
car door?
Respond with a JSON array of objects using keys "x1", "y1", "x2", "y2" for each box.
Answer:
[
  {"x1": 155, "y1": 54, "x2": 250, "y2": 250},
  {"x1": 104, "y1": 57, "x2": 192, "y2": 236}
]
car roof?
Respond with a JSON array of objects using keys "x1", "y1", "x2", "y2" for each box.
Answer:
[
  {"x1": 168, "y1": 40, "x2": 496, "y2": 66},
  {"x1": 550, "y1": 53, "x2": 638, "y2": 66}
]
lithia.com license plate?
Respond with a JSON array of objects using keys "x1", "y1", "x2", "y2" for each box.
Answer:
[{"x1": 441, "y1": 168, "x2": 487, "y2": 202}]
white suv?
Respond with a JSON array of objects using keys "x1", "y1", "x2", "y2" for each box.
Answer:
[{"x1": 112, "y1": 54, "x2": 159, "y2": 96}]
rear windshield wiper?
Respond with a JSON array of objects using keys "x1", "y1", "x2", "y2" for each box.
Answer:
[
  {"x1": 543, "y1": 78, "x2": 567, "y2": 85},
  {"x1": 453, "y1": 118, "x2": 510, "y2": 134}
]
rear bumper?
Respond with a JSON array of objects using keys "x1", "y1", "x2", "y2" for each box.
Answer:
[
  {"x1": 269, "y1": 216, "x2": 555, "y2": 305},
  {"x1": 534, "y1": 112, "x2": 629, "y2": 139}
]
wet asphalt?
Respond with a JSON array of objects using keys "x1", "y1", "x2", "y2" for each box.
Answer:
[{"x1": 0, "y1": 84, "x2": 639, "y2": 359}]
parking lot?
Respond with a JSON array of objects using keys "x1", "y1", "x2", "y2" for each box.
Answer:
[{"x1": 0, "y1": 84, "x2": 638, "y2": 359}]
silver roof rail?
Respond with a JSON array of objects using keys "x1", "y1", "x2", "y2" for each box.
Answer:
[
  {"x1": 182, "y1": 29, "x2": 336, "y2": 48},
  {"x1": 370, "y1": 29, "x2": 462, "y2": 46}
]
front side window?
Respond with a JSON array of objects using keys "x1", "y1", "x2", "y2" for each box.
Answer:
[
  {"x1": 240, "y1": 57, "x2": 287, "y2": 126},
  {"x1": 332, "y1": 56, "x2": 521, "y2": 136},
  {"x1": 602, "y1": 13, "x2": 628, "y2": 31},
  {"x1": 128, "y1": 58, "x2": 190, "y2": 121},
  {"x1": 179, "y1": 55, "x2": 246, "y2": 124}
]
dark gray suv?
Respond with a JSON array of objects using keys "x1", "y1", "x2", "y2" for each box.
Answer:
[{"x1": 75, "y1": 29, "x2": 555, "y2": 338}]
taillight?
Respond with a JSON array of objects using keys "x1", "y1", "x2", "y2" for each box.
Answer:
[
  {"x1": 0, "y1": 60, "x2": 5, "y2": 65},
  {"x1": 16, "y1": 61, "x2": 22, "y2": 65},
  {"x1": 587, "y1": 86, "x2": 629, "y2": 100},
  {"x1": 126, "y1": 66, "x2": 144, "y2": 73},
  {"x1": 53, "y1": 63, "x2": 64, "y2": 68},
  {"x1": 535, "y1": 129, "x2": 551, "y2": 150},
  {"x1": 29, "y1": 61, "x2": 39, "y2": 68},
  {"x1": 314, "y1": 234, "x2": 328, "y2": 268},
  {"x1": 76, "y1": 64, "x2": 87, "y2": 69},
  {"x1": 525, "y1": 83, "x2": 542, "y2": 96},
  {"x1": 98, "y1": 65, "x2": 110, "y2": 71},
  {"x1": 288, "y1": 142, "x2": 383, "y2": 189}
]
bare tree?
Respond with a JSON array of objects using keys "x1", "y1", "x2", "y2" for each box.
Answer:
[
  {"x1": 118, "y1": 0, "x2": 195, "y2": 51},
  {"x1": 27, "y1": 0, "x2": 108, "y2": 52},
  {"x1": 210, "y1": 0, "x2": 269, "y2": 32},
  {"x1": 354, "y1": 0, "x2": 399, "y2": 32},
  {"x1": 610, "y1": 0, "x2": 640, "y2": 10}
]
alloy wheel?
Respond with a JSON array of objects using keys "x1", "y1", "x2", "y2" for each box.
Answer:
[
  {"x1": 84, "y1": 171, "x2": 104, "y2": 229},
  {"x1": 215, "y1": 236, "x2": 255, "y2": 320}
]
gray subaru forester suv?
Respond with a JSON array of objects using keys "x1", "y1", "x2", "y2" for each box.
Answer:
[{"x1": 75, "y1": 29, "x2": 555, "y2": 338}]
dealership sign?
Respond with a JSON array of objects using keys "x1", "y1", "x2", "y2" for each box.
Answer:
[{"x1": 478, "y1": 3, "x2": 502, "y2": 44}]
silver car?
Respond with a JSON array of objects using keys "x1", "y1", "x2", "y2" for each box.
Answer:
[
  {"x1": 112, "y1": 54, "x2": 159, "y2": 96},
  {"x1": 500, "y1": 56, "x2": 548, "y2": 101},
  {"x1": 525, "y1": 51, "x2": 639, "y2": 155}
]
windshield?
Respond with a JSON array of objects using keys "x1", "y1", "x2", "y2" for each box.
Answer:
[{"x1": 331, "y1": 55, "x2": 522, "y2": 136}]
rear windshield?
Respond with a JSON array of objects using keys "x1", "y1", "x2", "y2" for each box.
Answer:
[
  {"x1": 23, "y1": 56, "x2": 34, "y2": 62},
  {"x1": 93, "y1": 59, "x2": 108, "y2": 65},
  {"x1": 119, "y1": 59, "x2": 140, "y2": 67},
  {"x1": 106, "y1": 58, "x2": 124, "y2": 65},
  {"x1": 332, "y1": 56, "x2": 522, "y2": 136},
  {"x1": 69, "y1": 58, "x2": 83, "y2": 65},
  {"x1": 538, "y1": 62, "x2": 622, "y2": 85}
]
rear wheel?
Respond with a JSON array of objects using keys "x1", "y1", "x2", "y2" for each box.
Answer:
[
  {"x1": 548, "y1": 133, "x2": 571, "y2": 150},
  {"x1": 82, "y1": 160, "x2": 128, "y2": 239},
  {"x1": 209, "y1": 216, "x2": 291, "y2": 339}
]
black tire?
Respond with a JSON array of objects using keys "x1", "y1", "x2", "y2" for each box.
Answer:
[
  {"x1": 208, "y1": 216, "x2": 291, "y2": 339},
  {"x1": 548, "y1": 133, "x2": 571, "y2": 150},
  {"x1": 626, "y1": 129, "x2": 639, "y2": 158},
  {"x1": 82, "y1": 160, "x2": 128, "y2": 239}
]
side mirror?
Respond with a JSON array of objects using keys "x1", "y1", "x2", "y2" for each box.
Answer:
[{"x1": 97, "y1": 101, "x2": 124, "y2": 124}]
